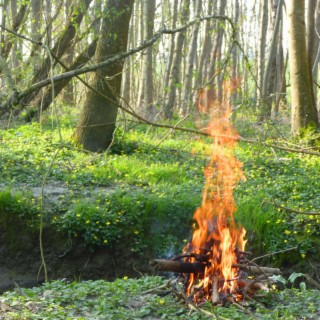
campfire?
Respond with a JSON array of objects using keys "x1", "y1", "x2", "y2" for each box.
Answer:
[{"x1": 150, "y1": 83, "x2": 281, "y2": 305}]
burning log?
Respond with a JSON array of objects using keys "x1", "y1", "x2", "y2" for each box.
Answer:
[
  {"x1": 211, "y1": 273, "x2": 219, "y2": 304},
  {"x1": 150, "y1": 259, "x2": 205, "y2": 274},
  {"x1": 150, "y1": 259, "x2": 281, "y2": 276},
  {"x1": 233, "y1": 264, "x2": 282, "y2": 275}
]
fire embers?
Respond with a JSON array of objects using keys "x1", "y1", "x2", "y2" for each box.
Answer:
[{"x1": 183, "y1": 245, "x2": 248, "y2": 305}]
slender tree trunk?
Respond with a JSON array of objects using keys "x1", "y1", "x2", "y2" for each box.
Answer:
[
  {"x1": 231, "y1": 0, "x2": 240, "y2": 106},
  {"x1": 313, "y1": 0, "x2": 320, "y2": 108},
  {"x1": 198, "y1": 1, "x2": 215, "y2": 88},
  {"x1": 121, "y1": 13, "x2": 134, "y2": 108},
  {"x1": 44, "y1": 0, "x2": 52, "y2": 47},
  {"x1": 163, "y1": 0, "x2": 178, "y2": 104},
  {"x1": 163, "y1": 0, "x2": 190, "y2": 119},
  {"x1": 260, "y1": 0, "x2": 283, "y2": 119},
  {"x1": 257, "y1": 0, "x2": 268, "y2": 115},
  {"x1": 10, "y1": 0, "x2": 19, "y2": 69},
  {"x1": 137, "y1": 0, "x2": 156, "y2": 119},
  {"x1": 206, "y1": 0, "x2": 227, "y2": 104},
  {"x1": 180, "y1": 0, "x2": 202, "y2": 116},
  {"x1": 74, "y1": 0, "x2": 134, "y2": 152},
  {"x1": 288, "y1": 0, "x2": 319, "y2": 133},
  {"x1": 274, "y1": 23, "x2": 286, "y2": 116},
  {"x1": 306, "y1": 0, "x2": 318, "y2": 114}
]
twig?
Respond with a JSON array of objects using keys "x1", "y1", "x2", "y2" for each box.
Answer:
[
  {"x1": 250, "y1": 246, "x2": 298, "y2": 263},
  {"x1": 263, "y1": 200, "x2": 320, "y2": 216},
  {"x1": 304, "y1": 274, "x2": 320, "y2": 290}
]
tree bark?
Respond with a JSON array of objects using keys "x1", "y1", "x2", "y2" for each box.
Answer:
[
  {"x1": 260, "y1": 0, "x2": 284, "y2": 119},
  {"x1": 198, "y1": 1, "x2": 215, "y2": 88},
  {"x1": 180, "y1": 0, "x2": 202, "y2": 116},
  {"x1": 73, "y1": 0, "x2": 134, "y2": 152},
  {"x1": 31, "y1": 0, "x2": 42, "y2": 68},
  {"x1": 137, "y1": 0, "x2": 156, "y2": 119},
  {"x1": 206, "y1": 0, "x2": 227, "y2": 104},
  {"x1": 288, "y1": 0, "x2": 319, "y2": 133},
  {"x1": 257, "y1": 0, "x2": 268, "y2": 115},
  {"x1": 163, "y1": 0, "x2": 179, "y2": 99},
  {"x1": 163, "y1": 0, "x2": 190, "y2": 119}
]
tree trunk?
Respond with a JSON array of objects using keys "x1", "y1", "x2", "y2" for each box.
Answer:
[
  {"x1": 163, "y1": 0, "x2": 190, "y2": 119},
  {"x1": 198, "y1": 1, "x2": 215, "y2": 88},
  {"x1": 10, "y1": 0, "x2": 19, "y2": 69},
  {"x1": 206, "y1": 0, "x2": 227, "y2": 104},
  {"x1": 73, "y1": 0, "x2": 134, "y2": 152},
  {"x1": 137, "y1": 0, "x2": 156, "y2": 119},
  {"x1": 313, "y1": 0, "x2": 320, "y2": 107},
  {"x1": 306, "y1": 0, "x2": 318, "y2": 115},
  {"x1": 31, "y1": 0, "x2": 43, "y2": 82},
  {"x1": 257, "y1": 0, "x2": 268, "y2": 116},
  {"x1": 231, "y1": 0, "x2": 240, "y2": 106},
  {"x1": 163, "y1": 0, "x2": 178, "y2": 99},
  {"x1": 288, "y1": 0, "x2": 319, "y2": 133},
  {"x1": 260, "y1": 0, "x2": 283, "y2": 119},
  {"x1": 180, "y1": 0, "x2": 202, "y2": 116}
]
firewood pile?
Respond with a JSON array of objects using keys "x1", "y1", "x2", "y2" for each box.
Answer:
[{"x1": 150, "y1": 250, "x2": 281, "y2": 306}]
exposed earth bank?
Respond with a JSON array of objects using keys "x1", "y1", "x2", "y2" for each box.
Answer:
[{"x1": 0, "y1": 228, "x2": 152, "y2": 293}]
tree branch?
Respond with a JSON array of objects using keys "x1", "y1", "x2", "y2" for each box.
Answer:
[{"x1": 0, "y1": 14, "x2": 234, "y2": 112}]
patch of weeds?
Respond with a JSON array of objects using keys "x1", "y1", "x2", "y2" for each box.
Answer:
[
  {"x1": 235, "y1": 143, "x2": 320, "y2": 264},
  {"x1": 0, "y1": 189, "x2": 39, "y2": 230},
  {"x1": 55, "y1": 185, "x2": 200, "y2": 255},
  {"x1": 0, "y1": 277, "x2": 319, "y2": 319}
]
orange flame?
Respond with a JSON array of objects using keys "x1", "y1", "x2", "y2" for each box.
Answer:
[{"x1": 185, "y1": 80, "x2": 246, "y2": 303}]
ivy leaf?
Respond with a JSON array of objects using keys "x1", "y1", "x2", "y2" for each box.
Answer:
[{"x1": 288, "y1": 272, "x2": 305, "y2": 284}]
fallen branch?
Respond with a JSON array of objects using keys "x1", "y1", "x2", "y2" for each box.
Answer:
[
  {"x1": 233, "y1": 264, "x2": 282, "y2": 275},
  {"x1": 150, "y1": 259, "x2": 282, "y2": 275},
  {"x1": 150, "y1": 259, "x2": 205, "y2": 274}
]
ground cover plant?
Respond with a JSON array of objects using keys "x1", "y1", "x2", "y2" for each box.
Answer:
[
  {"x1": 1, "y1": 276, "x2": 320, "y2": 319},
  {"x1": 0, "y1": 116, "x2": 320, "y2": 318}
]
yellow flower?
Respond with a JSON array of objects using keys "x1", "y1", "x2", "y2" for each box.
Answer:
[
  {"x1": 123, "y1": 276, "x2": 128, "y2": 280},
  {"x1": 103, "y1": 239, "x2": 108, "y2": 244},
  {"x1": 284, "y1": 230, "x2": 291, "y2": 235}
]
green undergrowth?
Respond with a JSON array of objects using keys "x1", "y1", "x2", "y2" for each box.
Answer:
[
  {"x1": 235, "y1": 142, "x2": 320, "y2": 266},
  {"x1": 0, "y1": 120, "x2": 319, "y2": 266},
  {"x1": 0, "y1": 276, "x2": 319, "y2": 319}
]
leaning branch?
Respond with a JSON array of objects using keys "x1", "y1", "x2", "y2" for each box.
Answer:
[
  {"x1": 263, "y1": 200, "x2": 320, "y2": 216},
  {"x1": 0, "y1": 14, "x2": 233, "y2": 112}
]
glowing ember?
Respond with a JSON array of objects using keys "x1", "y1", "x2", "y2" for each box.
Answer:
[{"x1": 184, "y1": 81, "x2": 247, "y2": 304}]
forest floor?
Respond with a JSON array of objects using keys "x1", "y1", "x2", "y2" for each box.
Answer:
[{"x1": 0, "y1": 117, "x2": 320, "y2": 319}]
